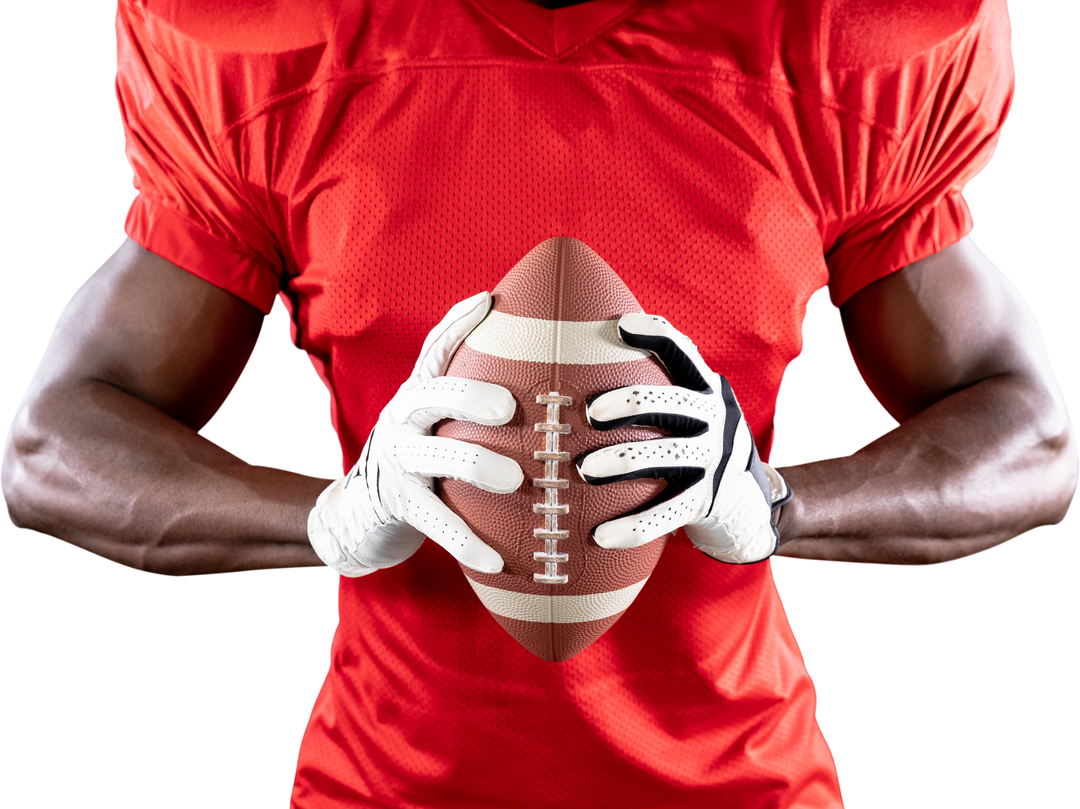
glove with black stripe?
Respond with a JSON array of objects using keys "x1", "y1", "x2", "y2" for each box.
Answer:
[{"x1": 575, "y1": 313, "x2": 791, "y2": 564}]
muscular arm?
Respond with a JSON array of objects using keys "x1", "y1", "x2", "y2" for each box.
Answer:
[
  {"x1": 2, "y1": 239, "x2": 328, "y2": 574},
  {"x1": 775, "y1": 237, "x2": 1077, "y2": 563}
]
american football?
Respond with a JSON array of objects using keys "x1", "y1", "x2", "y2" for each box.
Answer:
[{"x1": 437, "y1": 237, "x2": 674, "y2": 661}]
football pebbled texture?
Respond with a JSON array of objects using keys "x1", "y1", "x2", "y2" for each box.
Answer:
[{"x1": 437, "y1": 237, "x2": 673, "y2": 661}]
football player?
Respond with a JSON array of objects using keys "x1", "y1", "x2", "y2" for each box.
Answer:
[{"x1": 4, "y1": 0, "x2": 1075, "y2": 806}]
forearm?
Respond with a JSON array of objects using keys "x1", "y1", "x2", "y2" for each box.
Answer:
[
  {"x1": 3, "y1": 379, "x2": 329, "y2": 575},
  {"x1": 775, "y1": 373, "x2": 1077, "y2": 564}
]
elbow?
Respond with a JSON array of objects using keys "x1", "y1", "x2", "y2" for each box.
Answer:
[
  {"x1": 3, "y1": 399, "x2": 199, "y2": 577},
  {"x1": 1042, "y1": 418, "x2": 1078, "y2": 527},
  {"x1": 2, "y1": 406, "x2": 45, "y2": 532},
  {"x1": 2, "y1": 458, "x2": 26, "y2": 529},
  {"x1": 1017, "y1": 393, "x2": 1078, "y2": 530},
  {"x1": 3, "y1": 403, "x2": 82, "y2": 542},
  {"x1": 3, "y1": 489, "x2": 28, "y2": 531},
  {"x1": 935, "y1": 411, "x2": 1075, "y2": 560},
  {"x1": 933, "y1": 404, "x2": 1075, "y2": 562}
]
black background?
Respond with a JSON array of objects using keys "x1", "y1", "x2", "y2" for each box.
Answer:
[{"x1": 6, "y1": 3, "x2": 1071, "y2": 803}]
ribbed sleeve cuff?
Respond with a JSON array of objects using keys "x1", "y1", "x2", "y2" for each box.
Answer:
[
  {"x1": 125, "y1": 194, "x2": 281, "y2": 314},
  {"x1": 827, "y1": 191, "x2": 973, "y2": 307}
]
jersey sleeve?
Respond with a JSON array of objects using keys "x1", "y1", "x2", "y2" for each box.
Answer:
[
  {"x1": 116, "y1": 0, "x2": 282, "y2": 313},
  {"x1": 825, "y1": 0, "x2": 1014, "y2": 306}
]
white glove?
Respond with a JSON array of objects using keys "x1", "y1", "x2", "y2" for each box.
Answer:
[
  {"x1": 308, "y1": 292, "x2": 524, "y2": 577},
  {"x1": 575, "y1": 313, "x2": 791, "y2": 564}
]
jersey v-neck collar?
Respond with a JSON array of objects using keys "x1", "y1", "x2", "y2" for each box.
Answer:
[{"x1": 468, "y1": 0, "x2": 645, "y2": 58}]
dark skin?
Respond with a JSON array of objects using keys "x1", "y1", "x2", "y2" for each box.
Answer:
[
  {"x1": 0, "y1": 7, "x2": 1071, "y2": 808},
  {"x1": 8, "y1": 0, "x2": 1071, "y2": 580},
  {"x1": 778, "y1": 238, "x2": 1076, "y2": 563},
  {"x1": 2, "y1": 235, "x2": 1075, "y2": 574}
]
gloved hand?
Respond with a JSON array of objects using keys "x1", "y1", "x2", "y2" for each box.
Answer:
[
  {"x1": 308, "y1": 292, "x2": 523, "y2": 577},
  {"x1": 575, "y1": 313, "x2": 792, "y2": 564}
]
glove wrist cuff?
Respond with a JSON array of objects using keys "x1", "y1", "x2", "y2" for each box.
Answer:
[{"x1": 761, "y1": 462, "x2": 792, "y2": 509}]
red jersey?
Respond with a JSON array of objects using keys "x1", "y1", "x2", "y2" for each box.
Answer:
[{"x1": 115, "y1": 0, "x2": 1012, "y2": 805}]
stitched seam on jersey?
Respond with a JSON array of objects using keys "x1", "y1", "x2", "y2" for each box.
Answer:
[
  {"x1": 463, "y1": 0, "x2": 650, "y2": 62},
  {"x1": 826, "y1": 0, "x2": 986, "y2": 245},
  {"x1": 135, "y1": 191, "x2": 282, "y2": 273},
  {"x1": 208, "y1": 58, "x2": 894, "y2": 244},
  {"x1": 210, "y1": 59, "x2": 889, "y2": 245},
  {"x1": 213, "y1": 60, "x2": 902, "y2": 147},
  {"x1": 137, "y1": 4, "x2": 285, "y2": 273}
]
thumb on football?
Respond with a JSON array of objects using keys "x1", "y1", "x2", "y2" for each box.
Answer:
[{"x1": 412, "y1": 291, "x2": 492, "y2": 382}]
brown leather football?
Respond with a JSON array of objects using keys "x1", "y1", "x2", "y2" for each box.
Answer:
[{"x1": 436, "y1": 237, "x2": 673, "y2": 661}]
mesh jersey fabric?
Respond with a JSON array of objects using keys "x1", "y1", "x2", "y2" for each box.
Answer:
[{"x1": 115, "y1": 0, "x2": 1013, "y2": 806}]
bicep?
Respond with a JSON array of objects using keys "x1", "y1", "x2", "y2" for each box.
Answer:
[
  {"x1": 31, "y1": 238, "x2": 264, "y2": 429},
  {"x1": 839, "y1": 237, "x2": 1059, "y2": 422}
]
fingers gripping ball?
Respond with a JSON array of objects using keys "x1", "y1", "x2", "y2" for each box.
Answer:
[
  {"x1": 436, "y1": 237, "x2": 676, "y2": 662},
  {"x1": 307, "y1": 292, "x2": 524, "y2": 579},
  {"x1": 576, "y1": 313, "x2": 792, "y2": 565}
]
